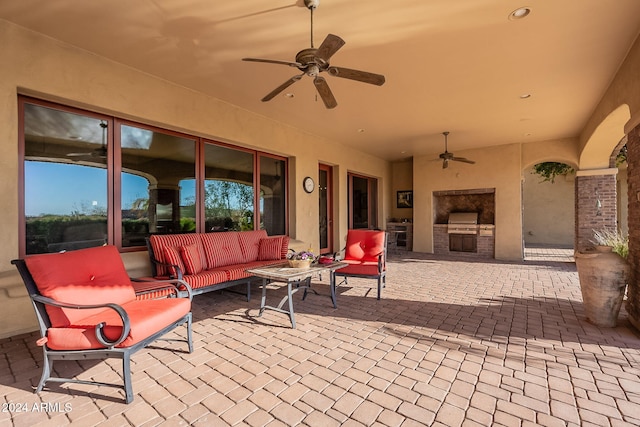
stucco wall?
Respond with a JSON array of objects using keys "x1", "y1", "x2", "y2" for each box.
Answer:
[
  {"x1": 0, "y1": 20, "x2": 390, "y2": 338},
  {"x1": 522, "y1": 166, "x2": 575, "y2": 247}
]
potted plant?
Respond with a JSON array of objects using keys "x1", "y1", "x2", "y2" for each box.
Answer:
[{"x1": 575, "y1": 228, "x2": 629, "y2": 327}]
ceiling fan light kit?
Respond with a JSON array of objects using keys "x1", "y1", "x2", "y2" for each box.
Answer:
[{"x1": 242, "y1": 0, "x2": 385, "y2": 108}]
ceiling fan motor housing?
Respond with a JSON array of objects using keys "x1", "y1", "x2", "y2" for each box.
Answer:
[{"x1": 304, "y1": 0, "x2": 320, "y2": 10}]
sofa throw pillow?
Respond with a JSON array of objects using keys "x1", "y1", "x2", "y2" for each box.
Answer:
[
  {"x1": 163, "y1": 246, "x2": 186, "y2": 277},
  {"x1": 281, "y1": 235, "x2": 290, "y2": 259},
  {"x1": 180, "y1": 243, "x2": 204, "y2": 275},
  {"x1": 258, "y1": 236, "x2": 284, "y2": 261}
]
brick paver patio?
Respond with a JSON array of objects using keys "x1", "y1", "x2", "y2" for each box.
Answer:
[{"x1": 2, "y1": 251, "x2": 640, "y2": 426}]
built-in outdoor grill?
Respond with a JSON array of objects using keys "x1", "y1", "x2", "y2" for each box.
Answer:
[
  {"x1": 447, "y1": 212, "x2": 479, "y2": 234},
  {"x1": 447, "y1": 212, "x2": 479, "y2": 252}
]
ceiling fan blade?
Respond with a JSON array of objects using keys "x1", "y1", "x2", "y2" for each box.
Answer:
[
  {"x1": 243, "y1": 57, "x2": 301, "y2": 68},
  {"x1": 451, "y1": 157, "x2": 476, "y2": 164},
  {"x1": 316, "y1": 34, "x2": 345, "y2": 61},
  {"x1": 313, "y1": 76, "x2": 337, "y2": 109},
  {"x1": 261, "y1": 74, "x2": 304, "y2": 102},
  {"x1": 327, "y1": 66, "x2": 385, "y2": 86}
]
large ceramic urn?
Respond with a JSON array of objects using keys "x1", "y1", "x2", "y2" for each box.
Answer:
[{"x1": 575, "y1": 246, "x2": 629, "y2": 327}]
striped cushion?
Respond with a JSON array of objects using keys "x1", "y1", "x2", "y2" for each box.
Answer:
[
  {"x1": 181, "y1": 269, "x2": 228, "y2": 290},
  {"x1": 258, "y1": 236, "x2": 283, "y2": 261},
  {"x1": 149, "y1": 234, "x2": 207, "y2": 276},
  {"x1": 163, "y1": 246, "x2": 185, "y2": 277},
  {"x1": 280, "y1": 235, "x2": 290, "y2": 259},
  {"x1": 180, "y1": 243, "x2": 204, "y2": 275},
  {"x1": 201, "y1": 232, "x2": 245, "y2": 268},
  {"x1": 238, "y1": 230, "x2": 268, "y2": 262}
]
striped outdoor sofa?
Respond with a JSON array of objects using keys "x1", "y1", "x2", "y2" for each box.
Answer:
[{"x1": 141, "y1": 230, "x2": 289, "y2": 300}]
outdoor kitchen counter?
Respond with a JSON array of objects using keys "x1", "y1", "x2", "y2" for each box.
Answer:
[{"x1": 433, "y1": 224, "x2": 495, "y2": 258}]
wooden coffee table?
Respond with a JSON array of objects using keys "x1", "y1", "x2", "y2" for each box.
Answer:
[{"x1": 246, "y1": 261, "x2": 347, "y2": 328}]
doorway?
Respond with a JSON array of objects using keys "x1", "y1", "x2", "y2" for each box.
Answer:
[
  {"x1": 348, "y1": 173, "x2": 378, "y2": 230},
  {"x1": 319, "y1": 164, "x2": 333, "y2": 254}
]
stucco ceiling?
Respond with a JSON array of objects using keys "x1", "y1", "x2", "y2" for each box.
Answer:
[{"x1": 2, "y1": 0, "x2": 640, "y2": 161}]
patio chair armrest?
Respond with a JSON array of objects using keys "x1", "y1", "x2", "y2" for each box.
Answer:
[
  {"x1": 31, "y1": 294, "x2": 131, "y2": 348},
  {"x1": 130, "y1": 278, "x2": 193, "y2": 300}
]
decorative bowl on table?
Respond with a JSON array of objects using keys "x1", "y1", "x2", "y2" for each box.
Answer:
[
  {"x1": 286, "y1": 249, "x2": 316, "y2": 269},
  {"x1": 288, "y1": 259, "x2": 312, "y2": 269}
]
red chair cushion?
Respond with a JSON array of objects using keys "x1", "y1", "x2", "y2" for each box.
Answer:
[
  {"x1": 45, "y1": 298, "x2": 191, "y2": 350},
  {"x1": 335, "y1": 263, "x2": 381, "y2": 277},
  {"x1": 344, "y1": 230, "x2": 386, "y2": 263},
  {"x1": 24, "y1": 246, "x2": 136, "y2": 327}
]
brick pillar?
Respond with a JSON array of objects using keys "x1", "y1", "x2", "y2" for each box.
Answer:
[
  {"x1": 626, "y1": 124, "x2": 640, "y2": 330},
  {"x1": 574, "y1": 171, "x2": 617, "y2": 252}
]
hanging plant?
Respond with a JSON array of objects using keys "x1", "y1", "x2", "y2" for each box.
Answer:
[
  {"x1": 532, "y1": 162, "x2": 574, "y2": 183},
  {"x1": 616, "y1": 144, "x2": 627, "y2": 167}
]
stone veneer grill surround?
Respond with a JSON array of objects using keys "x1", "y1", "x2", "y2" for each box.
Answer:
[{"x1": 433, "y1": 188, "x2": 496, "y2": 258}]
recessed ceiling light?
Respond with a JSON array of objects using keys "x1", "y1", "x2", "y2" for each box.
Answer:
[
  {"x1": 357, "y1": 128, "x2": 365, "y2": 133},
  {"x1": 509, "y1": 7, "x2": 531, "y2": 20},
  {"x1": 284, "y1": 93, "x2": 294, "y2": 98},
  {"x1": 520, "y1": 93, "x2": 531, "y2": 99}
]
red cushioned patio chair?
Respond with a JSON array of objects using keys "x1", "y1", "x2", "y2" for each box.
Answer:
[
  {"x1": 12, "y1": 245, "x2": 193, "y2": 404},
  {"x1": 333, "y1": 229, "x2": 387, "y2": 304}
]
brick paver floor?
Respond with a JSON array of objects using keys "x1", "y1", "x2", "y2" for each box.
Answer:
[{"x1": 2, "y1": 251, "x2": 640, "y2": 426}]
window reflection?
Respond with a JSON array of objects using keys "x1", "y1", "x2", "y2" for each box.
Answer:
[
  {"x1": 204, "y1": 144, "x2": 255, "y2": 231},
  {"x1": 120, "y1": 124, "x2": 195, "y2": 245},
  {"x1": 23, "y1": 104, "x2": 108, "y2": 254},
  {"x1": 21, "y1": 98, "x2": 289, "y2": 254},
  {"x1": 260, "y1": 156, "x2": 286, "y2": 235}
]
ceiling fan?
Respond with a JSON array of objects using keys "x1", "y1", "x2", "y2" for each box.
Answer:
[
  {"x1": 439, "y1": 131, "x2": 475, "y2": 169},
  {"x1": 67, "y1": 121, "x2": 107, "y2": 159},
  {"x1": 242, "y1": 0, "x2": 385, "y2": 109}
]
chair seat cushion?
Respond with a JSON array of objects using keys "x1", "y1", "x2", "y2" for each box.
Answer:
[
  {"x1": 335, "y1": 263, "x2": 382, "y2": 277},
  {"x1": 46, "y1": 298, "x2": 191, "y2": 350}
]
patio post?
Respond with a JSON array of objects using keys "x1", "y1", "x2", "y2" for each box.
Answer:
[
  {"x1": 625, "y1": 124, "x2": 640, "y2": 331},
  {"x1": 574, "y1": 170, "x2": 618, "y2": 253}
]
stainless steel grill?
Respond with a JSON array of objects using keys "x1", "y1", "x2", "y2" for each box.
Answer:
[{"x1": 447, "y1": 212, "x2": 479, "y2": 234}]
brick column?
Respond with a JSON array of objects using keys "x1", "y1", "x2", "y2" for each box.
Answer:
[
  {"x1": 574, "y1": 170, "x2": 617, "y2": 253},
  {"x1": 625, "y1": 124, "x2": 640, "y2": 330}
]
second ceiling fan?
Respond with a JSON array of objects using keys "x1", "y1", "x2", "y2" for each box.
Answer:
[
  {"x1": 242, "y1": 0, "x2": 385, "y2": 109},
  {"x1": 438, "y1": 132, "x2": 475, "y2": 169}
]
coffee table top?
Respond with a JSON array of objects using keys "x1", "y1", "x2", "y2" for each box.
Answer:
[{"x1": 247, "y1": 261, "x2": 347, "y2": 281}]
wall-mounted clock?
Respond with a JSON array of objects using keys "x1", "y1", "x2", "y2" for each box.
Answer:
[{"x1": 303, "y1": 176, "x2": 315, "y2": 193}]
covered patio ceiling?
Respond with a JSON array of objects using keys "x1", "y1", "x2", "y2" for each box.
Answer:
[{"x1": 2, "y1": 0, "x2": 640, "y2": 160}]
